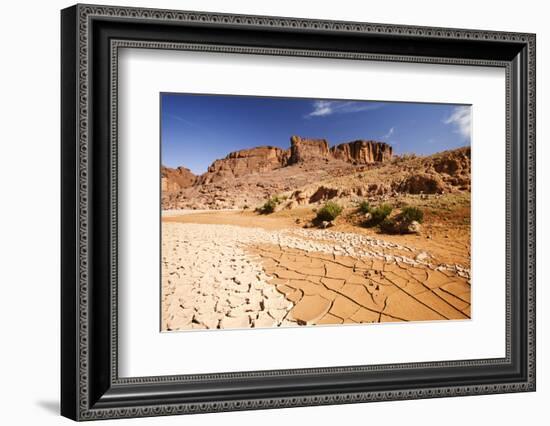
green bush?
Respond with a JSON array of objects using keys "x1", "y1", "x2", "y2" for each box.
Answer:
[
  {"x1": 358, "y1": 200, "x2": 371, "y2": 214},
  {"x1": 259, "y1": 198, "x2": 277, "y2": 214},
  {"x1": 379, "y1": 217, "x2": 398, "y2": 234},
  {"x1": 369, "y1": 203, "x2": 393, "y2": 224},
  {"x1": 400, "y1": 206, "x2": 424, "y2": 223},
  {"x1": 315, "y1": 201, "x2": 343, "y2": 222},
  {"x1": 377, "y1": 207, "x2": 424, "y2": 234}
]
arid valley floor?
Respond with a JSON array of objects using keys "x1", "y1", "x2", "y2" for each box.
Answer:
[
  {"x1": 161, "y1": 137, "x2": 471, "y2": 331},
  {"x1": 161, "y1": 207, "x2": 471, "y2": 331}
]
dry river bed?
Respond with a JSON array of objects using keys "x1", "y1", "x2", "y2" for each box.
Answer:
[{"x1": 162, "y1": 216, "x2": 471, "y2": 331}]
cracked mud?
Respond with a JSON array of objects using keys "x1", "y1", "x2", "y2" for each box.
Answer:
[{"x1": 162, "y1": 220, "x2": 470, "y2": 331}]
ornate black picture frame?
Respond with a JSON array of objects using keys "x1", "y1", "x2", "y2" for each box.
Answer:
[{"x1": 61, "y1": 4, "x2": 536, "y2": 421}]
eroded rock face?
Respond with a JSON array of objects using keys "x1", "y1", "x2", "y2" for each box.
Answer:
[
  {"x1": 161, "y1": 166, "x2": 196, "y2": 192},
  {"x1": 186, "y1": 136, "x2": 392, "y2": 187},
  {"x1": 331, "y1": 140, "x2": 393, "y2": 164},
  {"x1": 197, "y1": 146, "x2": 289, "y2": 185},
  {"x1": 432, "y1": 146, "x2": 470, "y2": 175},
  {"x1": 162, "y1": 135, "x2": 396, "y2": 209},
  {"x1": 397, "y1": 173, "x2": 447, "y2": 194},
  {"x1": 288, "y1": 136, "x2": 392, "y2": 165},
  {"x1": 308, "y1": 186, "x2": 340, "y2": 203},
  {"x1": 428, "y1": 146, "x2": 471, "y2": 191},
  {"x1": 288, "y1": 135, "x2": 330, "y2": 164}
]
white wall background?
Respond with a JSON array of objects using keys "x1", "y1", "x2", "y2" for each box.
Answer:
[{"x1": 0, "y1": 0, "x2": 546, "y2": 424}]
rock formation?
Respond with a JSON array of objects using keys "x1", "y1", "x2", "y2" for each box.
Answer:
[
  {"x1": 394, "y1": 146, "x2": 471, "y2": 194},
  {"x1": 196, "y1": 146, "x2": 289, "y2": 185},
  {"x1": 429, "y1": 146, "x2": 471, "y2": 191},
  {"x1": 162, "y1": 144, "x2": 470, "y2": 210},
  {"x1": 331, "y1": 140, "x2": 393, "y2": 164},
  {"x1": 397, "y1": 173, "x2": 447, "y2": 194},
  {"x1": 288, "y1": 135, "x2": 330, "y2": 164},
  {"x1": 161, "y1": 135, "x2": 397, "y2": 208},
  {"x1": 161, "y1": 166, "x2": 196, "y2": 192},
  {"x1": 287, "y1": 137, "x2": 392, "y2": 165},
  {"x1": 187, "y1": 136, "x2": 392, "y2": 187}
]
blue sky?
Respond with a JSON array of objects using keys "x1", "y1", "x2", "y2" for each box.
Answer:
[{"x1": 161, "y1": 93, "x2": 471, "y2": 175}]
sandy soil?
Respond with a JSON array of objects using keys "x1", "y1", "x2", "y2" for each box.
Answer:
[
  {"x1": 162, "y1": 210, "x2": 471, "y2": 331},
  {"x1": 163, "y1": 205, "x2": 471, "y2": 267}
]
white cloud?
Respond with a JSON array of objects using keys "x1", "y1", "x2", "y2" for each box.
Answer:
[
  {"x1": 305, "y1": 100, "x2": 382, "y2": 118},
  {"x1": 307, "y1": 100, "x2": 333, "y2": 117},
  {"x1": 382, "y1": 127, "x2": 395, "y2": 139},
  {"x1": 443, "y1": 106, "x2": 471, "y2": 139}
]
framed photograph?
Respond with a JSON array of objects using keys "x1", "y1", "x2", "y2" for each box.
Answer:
[{"x1": 61, "y1": 4, "x2": 536, "y2": 421}]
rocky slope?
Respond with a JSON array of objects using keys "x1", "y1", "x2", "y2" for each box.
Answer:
[
  {"x1": 164, "y1": 136, "x2": 392, "y2": 189},
  {"x1": 162, "y1": 158, "x2": 357, "y2": 210},
  {"x1": 285, "y1": 146, "x2": 471, "y2": 207},
  {"x1": 161, "y1": 166, "x2": 196, "y2": 192},
  {"x1": 161, "y1": 135, "x2": 469, "y2": 211},
  {"x1": 330, "y1": 139, "x2": 393, "y2": 164},
  {"x1": 288, "y1": 135, "x2": 330, "y2": 163},
  {"x1": 196, "y1": 146, "x2": 289, "y2": 185}
]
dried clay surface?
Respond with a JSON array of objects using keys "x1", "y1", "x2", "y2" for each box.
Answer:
[{"x1": 162, "y1": 219, "x2": 470, "y2": 331}]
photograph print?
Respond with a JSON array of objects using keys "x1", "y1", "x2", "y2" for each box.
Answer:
[{"x1": 161, "y1": 94, "x2": 472, "y2": 332}]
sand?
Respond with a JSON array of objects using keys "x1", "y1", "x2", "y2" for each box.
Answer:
[{"x1": 161, "y1": 211, "x2": 471, "y2": 331}]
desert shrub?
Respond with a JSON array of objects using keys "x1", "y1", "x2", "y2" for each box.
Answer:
[
  {"x1": 379, "y1": 217, "x2": 398, "y2": 234},
  {"x1": 369, "y1": 203, "x2": 393, "y2": 225},
  {"x1": 358, "y1": 200, "x2": 371, "y2": 214},
  {"x1": 242, "y1": 204, "x2": 249, "y2": 210},
  {"x1": 377, "y1": 207, "x2": 424, "y2": 234},
  {"x1": 259, "y1": 197, "x2": 278, "y2": 214},
  {"x1": 315, "y1": 201, "x2": 343, "y2": 222},
  {"x1": 400, "y1": 206, "x2": 424, "y2": 223}
]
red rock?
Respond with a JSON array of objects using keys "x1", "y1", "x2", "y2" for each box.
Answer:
[
  {"x1": 196, "y1": 146, "x2": 289, "y2": 184},
  {"x1": 161, "y1": 166, "x2": 196, "y2": 192},
  {"x1": 191, "y1": 136, "x2": 393, "y2": 187},
  {"x1": 288, "y1": 135, "x2": 330, "y2": 164},
  {"x1": 397, "y1": 173, "x2": 447, "y2": 194},
  {"x1": 161, "y1": 135, "x2": 398, "y2": 209},
  {"x1": 330, "y1": 140, "x2": 393, "y2": 164}
]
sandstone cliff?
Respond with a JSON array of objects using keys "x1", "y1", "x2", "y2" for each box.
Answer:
[
  {"x1": 191, "y1": 136, "x2": 392, "y2": 186},
  {"x1": 196, "y1": 146, "x2": 289, "y2": 185},
  {"x1": 331, "y1": 140, "x2": 393, "y2": 164},
  {"x1": 288, "y1": 136, "x2": 330, "y2": 164},
  {"x1": 285, "y1": 146, "x2": 471, "y2": 207},
  {"x1": 161, "y1": 166, "x2": 196, "y2": 192},
  {"x1": 162, "y1": 135, "x2": 396, "y2": 209},
  {"x1": 162, "y1": 145, "x2": 470, "y2": 210}
]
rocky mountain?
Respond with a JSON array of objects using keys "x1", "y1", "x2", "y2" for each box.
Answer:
[
  {"x1": 161, "y1": 134, "x2": 469, "y2": 211},
  {"x1": 196, "y1": 146, "x2": 289, "y2": 185},
  {"x1": 330, "y1": 139, "x2": 393, "y2": 164},
  {"x1": 288, "y1": 136, "x2": 330, "y2": 163},
  {"x1": 167, "y1": 136, "x2": 393, "y2": 188},
  {"x1": 285, "y1": 146, "x2": 471, "y2": 207},
  {"x1": 161, "y1": 166, "x2": 196, "y2": 192},
  {"x1": 288, "y1": 136, "x2": 393, "y2": 165}
]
